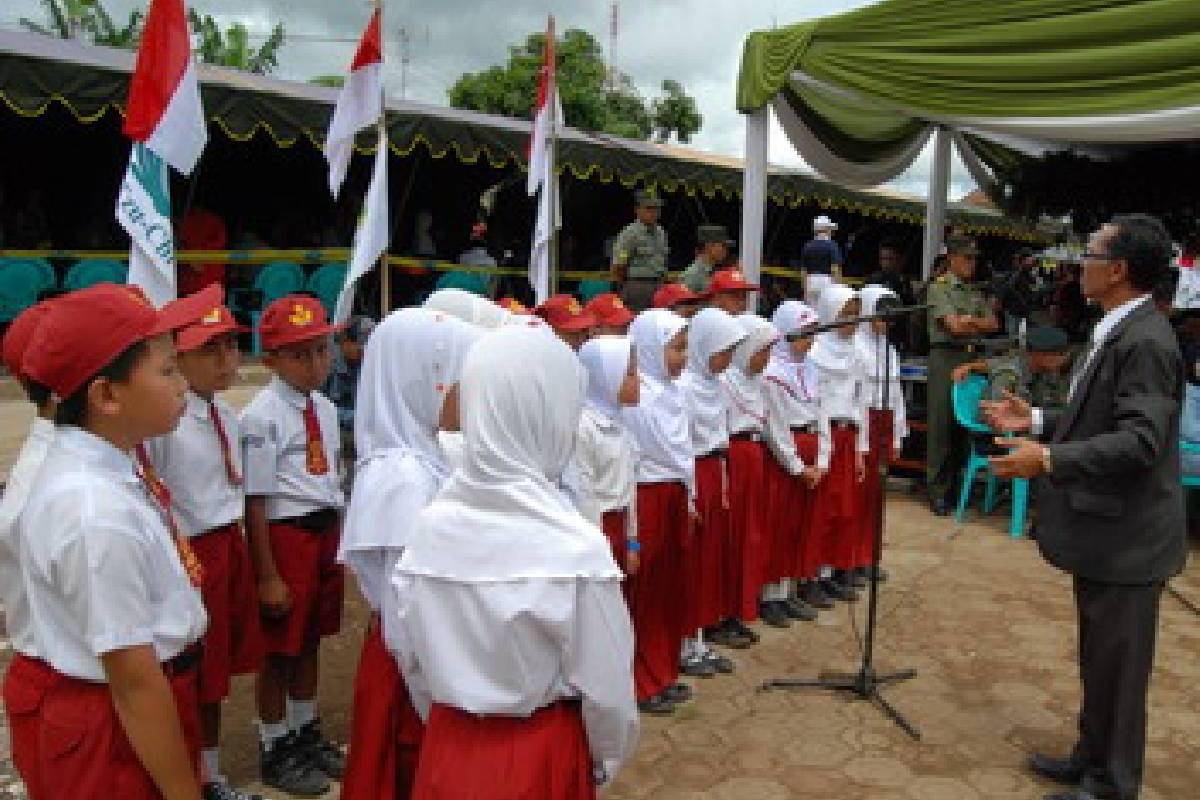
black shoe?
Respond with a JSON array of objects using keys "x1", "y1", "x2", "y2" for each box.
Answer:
[
  {"x1": 930, "y1": 496, "x2": 951, "y2": 516},
  {"x1": 295, "y1": 718, "x2": 345, "y2": 779},
  {"x1": 705, "y1": 623, "x2": 752, "y2": 649},
  {"x1": 663, "y1": 683, "x2": 693, "y2": 704},
  {"x1": 820, "y1": 577, "x2": 859, "y2": 602},
  {"x1": 703, "y1": 651, "x2": 735, "y2": 674},
  {"x1": 1028, "y1": 753, "x2": 1084, "y2": 786},
  {"x1": 864, "y1": 565, "x2": 888, "y2": 583},
  {"x1": 726, "y1": 618, "x2": 760, "y2": 643},
  {"x1": 638, "y1": 694, "x2": 675, "y2": 715},
  {"x1": 782, "y1": 597, "x2": 818, "y2": 621},
  {"x1": 202, "y1": 783, "x2": 264, "y2": 800},
  {"x1": 802, "y1": 581, "x2": 834, "y2": 609},
  {"x1": 680, "y1": 654, "x2": 717, "y2": 678},
  {"x1": 759, "y1": 602, "x2": 792, "y2": 628},
  {"x1": 261, "y1": 733, "x2": 329, "y2": 798},
  {"x1": 842, "y1": 568, "x2": 868, "y2": 589}
]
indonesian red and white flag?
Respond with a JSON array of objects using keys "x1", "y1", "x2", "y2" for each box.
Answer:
[
  {"x1": 334, "y1": 127, "x2": 389, "y2": 323},
  {"x1": 122, "y1": 0, "x2": 206, "y2": 176},
  {"x1": 527, "y1": 16, "x2": 561, "y2": 305},
  {"x1": 325, "y1": 9, "x2": 383, "y2": 200}
]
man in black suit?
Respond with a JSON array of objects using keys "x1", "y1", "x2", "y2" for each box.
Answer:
[{"x1": 984, "y1": 214, "x2": 1187, "y2": 800}]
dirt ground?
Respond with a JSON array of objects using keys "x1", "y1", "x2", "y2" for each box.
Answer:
[{"x1": 2, "y1": 373, "x2": 1198, "y2": 800}]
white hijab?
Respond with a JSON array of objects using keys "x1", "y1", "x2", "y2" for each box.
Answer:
[
  {"x1": 764, "y1": 300, "x2": 819, "y2": 401},
  {"x1": 679, "y1": 307, "x2": 745, "y2": 426},
  {"x1": 623, "y1": 309, "x2": 692, "y2": 481},
  {"x1": 721, "y1": 314, "x2": 778, "y2": 421},
  {"x1": 579, "y1": 335, "x2": 633, "y2": 423},
  {"x1": 808, "y1": 284, "x2": 858, "y2": 373},
  {"x1": 855, "y1": 285, "x2": 900, "y2": 379},
  {"x1": 424, "y1": 288, "x2": 512, "y2": 329},
  {"x1": 342, "y1": 308, "x2": 482, "y2": 555},
  {"x1": 397, "y1": 327, "x2": 620, "y2": 580}
]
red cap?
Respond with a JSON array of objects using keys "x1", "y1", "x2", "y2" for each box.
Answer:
[
  {"x1": 497, "y1": 297, "x2": 532, "y2": 315},
  {"x1": 707, "y1": 268, "x2": 758, "y2": 294},
  {"x1": 258, "y1": 295, "x2": 344, "y2": 350},
  {"x1": 23, "y1": 283, "x2": 223, "y2": 399},
  {"x1": 3, "y1": 300, "x2": 56, "y2": 379},
  {"x1": 652, "y1": 283, "x2": 704, "y2": 309},
  {"x1": 535, "y1": 294, "x2": 597, "y2": 332},
  {"x1": 584, "y1": 293, "x2": 634, "y2": 327},
  {"x1": 175, "y1": 304, "x2": 249, "y2": 353}
]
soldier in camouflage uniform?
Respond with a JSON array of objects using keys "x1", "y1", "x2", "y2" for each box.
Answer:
[
  {"x1": 953, "y1": 325, "x2": 1072, "y2": 407},
  {"x1": 612, "y1": 190, "x2": 669, "y2": 311},
  {"x1": 925, "y1": 236, "x2": 1000, "y2": 514},
  {"x1": 680, "y1": 224, "x2": 734, "y2": 293}
]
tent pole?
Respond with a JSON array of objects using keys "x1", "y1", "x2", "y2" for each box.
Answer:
[
  {"x1": 921, "y1": 125, "x2": 952, "y2": 281},
  {"x1": 740, "y1": 106, "x2": 769, "y2": 302}
]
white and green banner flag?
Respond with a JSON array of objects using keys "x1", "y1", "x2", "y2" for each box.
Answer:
[{"x1": 116, "y1": 142, "x2": 177, "y2": 307}]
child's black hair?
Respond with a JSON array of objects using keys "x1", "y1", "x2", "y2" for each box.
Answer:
[
  {"x1": 22, "y1": 379, "x2": 52, "y2": 409},
  {"x1": 54, "y1": 340, "x2": 150, "y2": 427}
]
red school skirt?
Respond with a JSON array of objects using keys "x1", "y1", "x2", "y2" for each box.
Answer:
[
  {"x1": 340, "y1": 620, "x2": 425, "y2": 800},
  {"x1": 411, "y1": 700, "x2": 594, "y2": 800},
  {"x1": 763, "y1": 454, "x2": 799, "y2": 586},
  {"x1": 262, "y1": 519, "x2": 345, "y2": 657},
  {"x1": 726, "y1": 437, "x2": 767, "y2": 622},
  {"x1": 191, "y1": 522, "x2": 264, "y2": 703},
  {"x1": 809, "y1": 426, "x2": 863, "y2": 571},
  {"x1": 20, "y1": 653, "x2": 201, "y2": 800},
  {"x1": 854, "y1": 409, "x2": 893, "y2": 569},
  {"x1": 689, "y1": 454, "x2": 730, "y2": 632},
  {"x1": 626, "y1": 480, "x2": 688, "y2": 702},
  {"x1": 791, "y1": 432, "x2": 821, "y2": 580},
  {"x1": 3, "y1": 654, "x2": 59, "y2": 800}
]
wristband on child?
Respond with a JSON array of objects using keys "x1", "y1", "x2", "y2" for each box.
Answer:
[{"x1": 626, "y1": 540, "x2": 642, "y2": 553}]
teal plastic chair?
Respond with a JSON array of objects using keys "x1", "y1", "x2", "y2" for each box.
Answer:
[
  {"x1": 952, "y1": 374, "x2": 1029, "y2": 538},
  {"x1": 250, "y1": 261, "x2": 306, "y2": 353},
  {"x1": 1182, "y1": 441, "x2": 1200, "y2": 489},
  {"x1": 577, "y1": 279, "x2": 613, "y2": 303},
  {"x1": 435, "y1": 270, "x2": 489, "y2": 296},
  {"x1": 64, "y1": 258, "x2": 127, "y2": 292},
  {"x1": 0, "y1": 257, "x2": 56, "y2": 322},
  {"x1": 307, "y1": 263, "x2": 348, "y2": 318}
]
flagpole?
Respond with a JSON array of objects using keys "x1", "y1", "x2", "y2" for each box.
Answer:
[
  {"x1": 547, "y1": 15, "x2": 559, "y2": 297},
  {"x1": 375, "y1": 0, "x2": 390, "y2": 317}
]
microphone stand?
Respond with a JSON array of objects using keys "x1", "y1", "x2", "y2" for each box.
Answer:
[{"x1": 762, "y1": 304, "x2": 921, "y2": 740}]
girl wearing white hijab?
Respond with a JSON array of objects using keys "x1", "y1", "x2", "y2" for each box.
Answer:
[
  {"x1": 761, "y1": 300, "x2": 830, "y2": 620},
  {"x1": 575, "y1": 335, "x2": 642, "y2": 574},
  {"x1": 622, "y1": 308, "x2": 694, "y2": 715},
  {"x1": 853, "y1": 285, "x2": 908, "y2": 580},
  {"x1": 383, "y1": 327, "x2": 638, "y2": 798},
  {"x1": 676, "y1": 307, "x2": 746, "y2": 675},
  {"x1": 807, "y1": 284, "x2": 868, "y2": 601},
  {"x1": 338, "y1": 307, "x2": 481, "y2": 800},
  {"x1": 720, "y1": 314, "x2": 783, "y2": 631},
  {"x1": 423, "y1": 288, "x2": 513, "y2": 329}
]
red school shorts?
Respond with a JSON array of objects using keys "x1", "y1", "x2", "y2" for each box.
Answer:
[
  {"x1": 191, "y1": 522, "x2": 264, "y2": 703},
  {"x1": 3, "y1": 654, "x2": 59, "y2": 800},
  {"x1": 262, "y1": 520, "x2": 345, "y2": 657}
]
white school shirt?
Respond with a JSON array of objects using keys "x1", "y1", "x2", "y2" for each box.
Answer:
[
  {"x1": 679, "y1": 370, "x2": 731, "y2": 457},
  {"x1": 811, "y1": 352, "x2": 870, "y2": 469},
  {"x1": 142, "y1": 391, "x2": 243, "y2": 537},
  {"x1": 722, "y1": 373, "x2": 768, "y2": 437},
  {"x1": 761, "y1": 379, "x2": 813, "y2": 476},
  {"x1": 0, "y1": 417, "x2": 55, "y2": 657},
  {"x1": 574, "y1": 408, "x2": 639, "y2": 536},
  {"x1": 240, "y1": 377, "x2": 344, "y2": 519},
  {"x1": 856, "y1": 340, "x2": 909, "y2": 453},
  {"x1": 18, "y1": 428, "x2": 208, "y2": 681}
]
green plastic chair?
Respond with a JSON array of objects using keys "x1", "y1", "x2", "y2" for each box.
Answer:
[
  {"x1": 64, "y1": 258, "x2": 127, "y2": 292},
  {"x1": 577, "y1": 279, "x2": 613, "y2": 303},
  {"x1": 249, "y1": 261, "x2": 306, "y2": 353},
  {"x1": 0, "y1": 258, "x2": 56, "y2": 322},
  {"x1": 1182, "y1": 441, "x2": 1200, "y2": 489},
  {"x1": 435, "y1": 270, "x2": 489, "y2": 296},
  {"x1": 306, "y1": 263, "x2": 348, "y2": 318},
  {"x1": 952, "y1": 374, "x2": 1029, "y2": 538}
]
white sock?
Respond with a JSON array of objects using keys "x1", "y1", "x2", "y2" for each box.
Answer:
[
  {"x1": 258, "y1": 719, "x2": 288, "y2": 749},
  {"x1": 694, "y1": 629, "x2": 711, "y2": 656},
  {"x1": 200, "y1": 748, "x2": 222, "y2": 785},
  {"x1": 286, "y1": 698, "x2": 316, "y2": 732}
]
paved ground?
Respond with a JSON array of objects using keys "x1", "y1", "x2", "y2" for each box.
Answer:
[{"x1": 1, "y1": 374, "x2": 1198, "y2": 799}]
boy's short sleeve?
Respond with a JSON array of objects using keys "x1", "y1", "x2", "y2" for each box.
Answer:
[{"x1": 240, "y1": 408, "x2": 279, "y2": 497}]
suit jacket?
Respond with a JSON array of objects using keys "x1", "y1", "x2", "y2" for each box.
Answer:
[{"x1": 1036, "y1": 298, "x2": 1187, "y2": 584}]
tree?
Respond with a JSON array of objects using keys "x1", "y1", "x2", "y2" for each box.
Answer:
[
  {"x1": 448, "y1": 28, "x2": 700, "y2": 142},
  {"x1": 20, "y1": 0, "x2": 143, "y2": 48},
  {"x1": 187, "y1": 10, "x2": 286, "y2": 75},
  {"x1": 652, "y1": 79, "x2": 703, "y2": 144}
]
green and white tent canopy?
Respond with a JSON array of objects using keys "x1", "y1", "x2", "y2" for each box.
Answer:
[{"x1": 735, "y1": 0, "x2": 1200, "y2": 278}]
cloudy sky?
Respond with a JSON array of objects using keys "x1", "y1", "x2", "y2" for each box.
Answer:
[{"x1": 2, "y1": 0, "x2": 977, "y2": 198}]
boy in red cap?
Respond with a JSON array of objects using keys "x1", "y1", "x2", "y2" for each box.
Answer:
[
  {"x1": 706, "y1": 269, "x2": 758, "y2": 315},
  {"x1": 585, "y1": 292, "x2": 635, "y2": 334},
  {"x1": 10, "y1": 283, "x2": 218, "y2": 800},
  {"x1": 1, "y1": 300, "x2": 59, "y2": 800},
  {"x1": 239, "y1": 294, "x2": 345, "y2": 797},
  {"x1": 535, "y1": 294, "x2": 597, "y2": 350},
  {"x1": 652, "y1": 283, "x2": 704, "y2": 319},
  {"x1": 139, "y1": 301, "x2": 264, "y2": 800}
]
